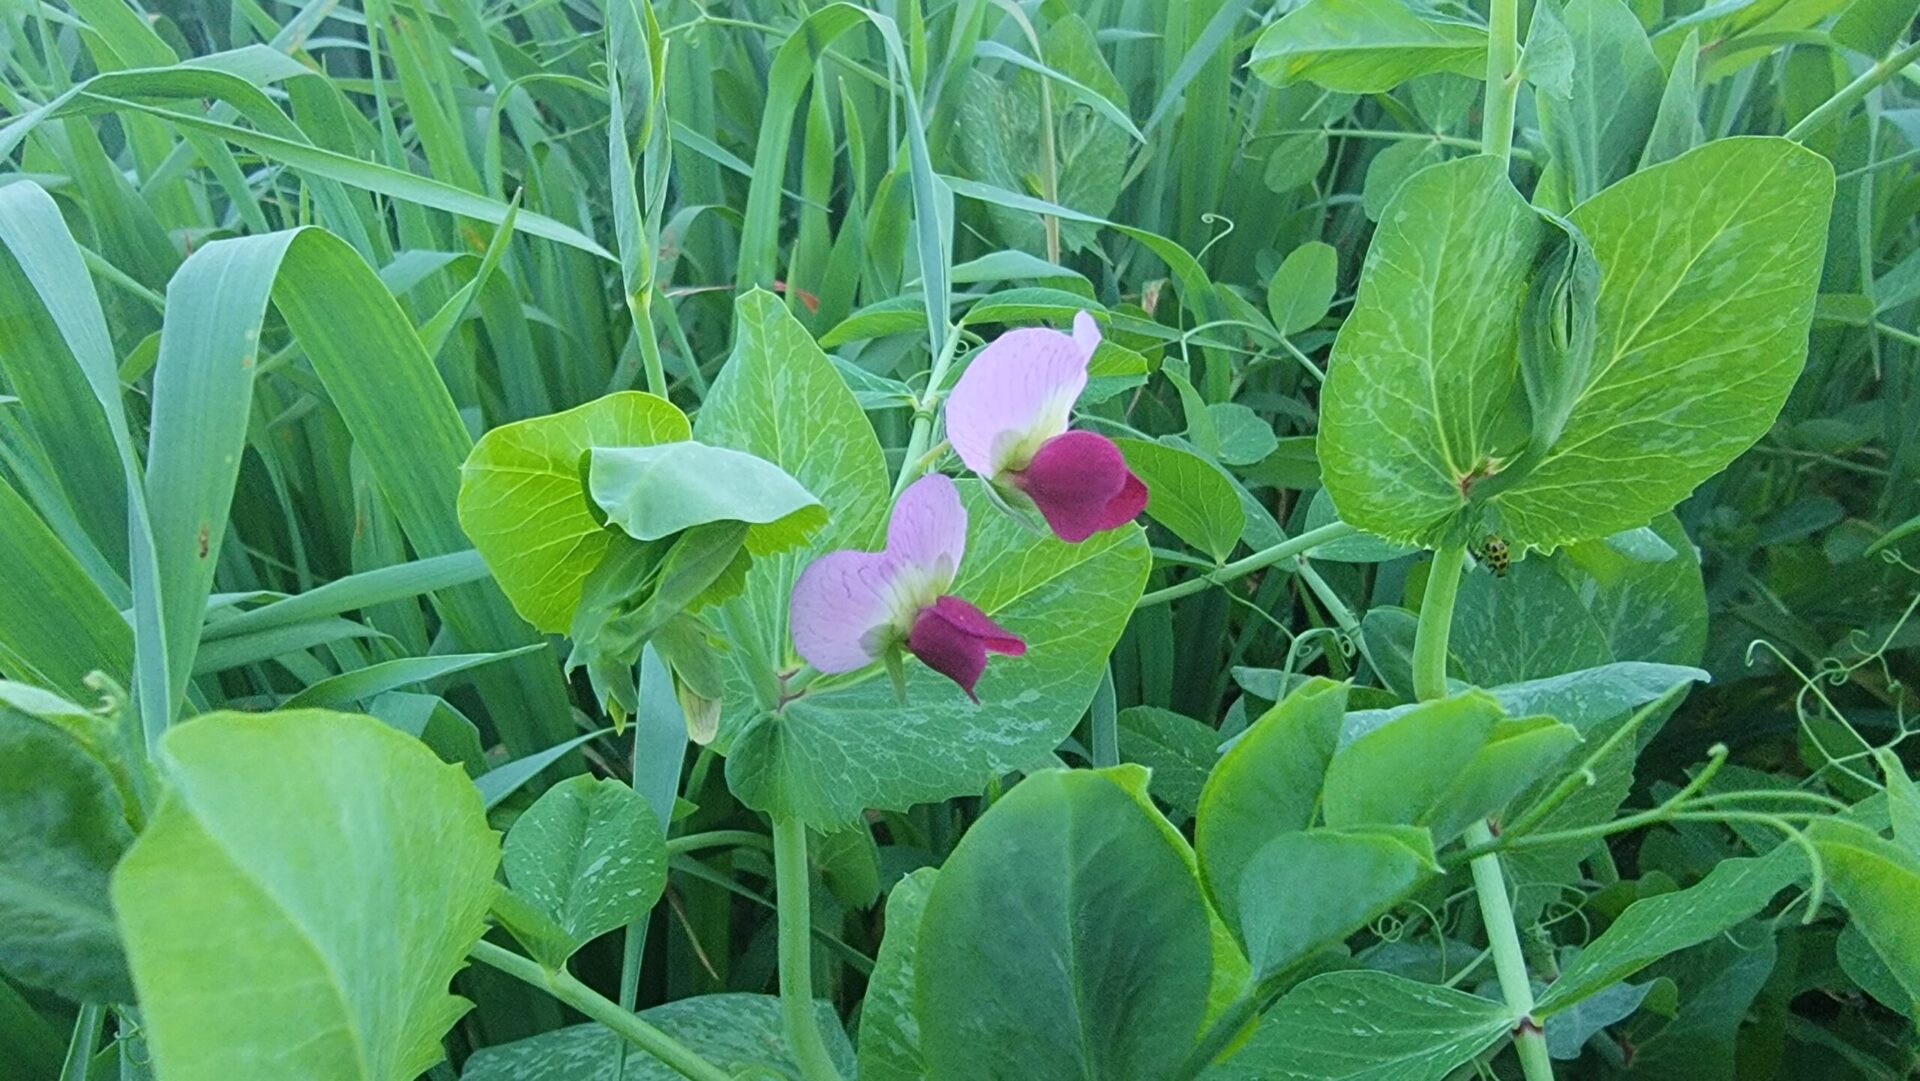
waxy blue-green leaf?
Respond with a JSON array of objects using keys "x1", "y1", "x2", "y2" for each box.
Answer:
[
  {"x1": 586, "y1": 442, "x2": 827, "y2": 555},
  {"x1": 1813, "y1": 817, "x2": 1920, "y2": 1012},
  {"x1": 1534, "y1": 0, "x2": 1663, "y2": 208},
  {"x1": 1317, "y1": 156, "x2": 1547, "y2": 548},
  {"x1": 458, "y1": 392, "x2": 691, "y2": 634},
  {"x1": 1249, "y1": 0, "x2": 1488, "y2": 93},
  {"x1": 859, "y1": 868, "x2": 937, "y2": 1081},
  {"x1": 1536, "y1": 845, "x2": 1803, "y2": 1014},
  {"x1": 1324, "y1": 691, "x2": 1501, "y2": 829},
  {"x1": 916, "y1": 768, "x2": 1213, "y2": 1081},
  {"x1": 1450, "y1": 559, "x2": 1612, "y2": 686},
  {"x1": 1116, "y1": 438, "x2": 1245, "y2": 562},
  {"x1": 0, "y1": 702, "x2": 134, "y2": 1004},
  {"x1": 502, "y1": 776, "x2": 667, "y2": 969},
  {"x1": 1196, "y1": 679, "x2": 1348, "y2": 929},
  {"x1": 1550, "y1": 513, "x2": 1708, "y2": 666},
  {"x1": 112, "y1": 712, "x2": 497, "y2": 1080},
  {"x1": 1236, "y1": 826, "x2": 1438, "y2": 979},
  {"x1": 1203, "y1": 971, "x2": 1512, "y2": 1080},
  {"x1": 461, "y1": 995, "x2": 855, "y2": 1080},
  {"x1": 1487, "y1": 139, "x2": 1834, "y2": 547},
  {"x1": 1116, "y1": 706, "x2": 1220, "y2": 820}
]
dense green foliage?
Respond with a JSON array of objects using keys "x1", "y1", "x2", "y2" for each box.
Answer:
[{"x1": 4, "y1": 0, "x2": 1920, "y2": 1078}]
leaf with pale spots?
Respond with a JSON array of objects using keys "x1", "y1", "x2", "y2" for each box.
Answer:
[{"x1": 501, "y1": 776, "x2": 668, "y2": 968}]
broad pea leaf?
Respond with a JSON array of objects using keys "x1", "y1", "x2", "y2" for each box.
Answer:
[
  {"x1": 585, "y1": 443, "x2": 826, "y2": 555},
  {"x1": 1360, "y1": 138, "x2": 1450, "y2": 220},
  {"x1": 1303, "y1": 490, "x2": 1419, "y2": 563},
  {"x1": 723, "y1": 483, "x2": 1149, "y2": 825},
  {"x1": 500, "y1": 776, "x2": 667, "y2": 968},
  {"x1": 1116, "y1": 438, "x2": 1245, "y2": 562},
  {"x1": 461, "y1": 994, "x2": 855, "y2": 1080},
  {"x1": 1197, "y1": 679, "x2": 1348, "y2": 929},
  {"x1": 1837, "y1": 922, "x2": 1914, "y2": 1017},
  {"x1": 1479, "y1": 661, "x2": 1708, "y2": 735},
  {"x1": 112, "y1": 711, "x2": 497, "y2": 1081},
  {"x1": 858, "y1": 868, "x2": 937, "y2": 1081},
  {"x1": 1424, "y1": 716, "x2": 1579, "y2": 842},
  {"x1": 1550, "y1": 513, "x2": 1707, "y2": 666},
  {"x1": 1543, "y1": 979, "x2": 1656, "y2": 1059},
  {"x1": 1832, "y1": 0, "x2": 1920, "y2": 56},
  {"x1": 1616, "y1": 928, "x2": 1776, "y2": 1077},
  {"x1": 1813, "y1": 819, "x2": 1920, "y2": 1012},
  {"x1": 1317, "y1": 156, "x2": 1547, "y2": 548},
  {"x1": 1237, "y1": 826, "x2": 1439, "y2": 980},
  {"x1": 0, "y1": 700, "x2": 135, "y2": 1003},
  {"x1": 1487, "y1": 139, "x2": 1835, "y2": 548},
  {"x1": 916, "y1": 768, "x2": 1214, "y2": 1081},
  {"x1": 1208, "y1": 403, "x2": 1279, "y2": 467},
  {"x1": 1249, "y1": 0, "x2": 1488, "y2": 94},
  {"x1": 1267, "y1": 241, "x2": 1339, "y2": 336},
  {"x1": 1535, "y1": 845, "x2": 1804, "y2": 1014},
  {"x1": 1324, "y1": 691, "x2": 1500, "y2": 829},
  {"x1": 1522, "y1": 0, "x2": 1576, "y2": 100},
  {"x1": 458, "y1": 391, "x2": 690, "y2": 632},
  {"x1": 1449, "y1": 559, "x2": 1612, "y2": 686},
  {"x1": 1534, "y1": 0, "x2": 1662, "y2": 209},
  {"x1": 1117, "y1": 706, "x2": 1219, "y2": 820},
  {"x1": 1639, "y1": 30, "x2": 1702, "y2": 169},
  {"x1": 1203, "y1": 971, "x2": 1512, "y2": 1081},
  {"x1": 1359, "y1": 606, "x2": 1420, "y2": 696}
]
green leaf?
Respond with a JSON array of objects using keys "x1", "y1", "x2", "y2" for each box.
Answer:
[
  {"x1": 586, "y1": 442, "x2": 827, "y2": 555},
  {"x1": 1550, "y1": 513, "x2": 1707, "y2": 666},
  {"x1": 1303, "y1": 490, "x2": 1421, "y2": 563},
  {"x1": 461, "y1": 995, "x2": 856, "y2": 1080},
  {"x1": 1813, "y1": 819, "x2": 1920, "y2": 1012},
  {"x1": 1236, "y1": 826, "x2": 1438, "y2": 980},
  {"x1": 0, "y1": 704, "x2": 134, "y2": 1003},
  {"x1": 1476, "y1": 661, "x2": 1708, "y2": 735},
  {"x1": 1263, "y1": 131, "x2": 1330, "y2": 194},
  {"x1": 916, "y1": 768, "x2": 1214, "y2": 1081},
  {"x1": 1488, "y1": 139, "x2": 1835, "y2": 548},
  {"x1": 1117, "y1": 706, "x2": 1220, "y2": 820},
  {"x1": 501, "y1": 776, "x2": 668, "y2": 968},
  {"x1": 1535, "y1": 0, "x2": 1663, "y2": 208},
  {"x1": 1449, "y1": 559, "x2": 1612, "y2": 686},
  {"x1": 1203, "y1": 971, "x2": 1512, "y2": 1080},
  {"x1": 281, "y1": 646, "x2": 541, "y2": 710},
  {"x1": 1208, "y1": 404, "x2": 1280, "y2": 467},
  {"x1": 458, "y1": 392, "x2": 691, "y2": 634},
  {"x1": 1424, "y1": 716, "x2": 1579, "y2": 842},
  {"x1": 112, "y1": 711, "x2": 498, "y2": 1080},
  {"x1": 1196, "y1": 679, "x2": 1348, "y2": 929},
  {"x1": 1323, "y1": 691, "x2": 1500, "y2": 831},
  {"x1": 1832, "y1": 0, "x2": 1920, "y2": 57},
  {"x1": 857, "y1": 868, "x2": 936, "y2": 1081},
  {"x1": 1317, "y1": 155, "x2": 1547, "y2": 547},
  {"x1": 1535, "y1": 845, "x2": 1803, "y2": 1014},
  {"x1": 1360, "y1": 138, "x2": 1450, "y2": 221},
  {"x1": 1266, "y1": 241, "x2": 1340, "y2": 336},
  {"x1": 1116, "y1": 438, "x2": 1246, "y2": 562},
  {"x1": 1522, "y1": 0, "x2": 1576, "y2": 100},
  {"x1": 1249, "y1": 0, "x2": 1488, "y2": 94},
  {"x1": 1639, "y1": 30, "x2": 1702, "y2": 169}
]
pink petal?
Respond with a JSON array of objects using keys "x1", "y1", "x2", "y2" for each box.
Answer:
[
  {"x1": 789, "y1": 549, "x2": 900, "y2": 673},
  {"x1": 1011, "y1": 430, "x2": 1149, "y2": 543},
  {"x1": 944, "y1": 314, "x2": 1099, "y2": 478},
  {"x1": 885, "y1": 473, "x2": 967, "y2": 586},
  {"x1": 906, "y1": 595, "x2": 1027, "y2": 701}
]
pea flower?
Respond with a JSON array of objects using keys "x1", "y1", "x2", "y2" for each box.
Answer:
[
  {"x1": 790, "y1": 474, "x2": 1025, "y2": 700},
  {"x1": 944, "y1": 311, "x2": 1147, "y2": 542}
]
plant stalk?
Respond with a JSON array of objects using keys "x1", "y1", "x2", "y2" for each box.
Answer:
[
  {"x1": 1787, "y1": 37, "x2": 1920, "y2": 143},
  {"x1": 1135, "y1": 521, "x2": 1358, "y2": 608},
  {"x1": 1412, "y1": 541, "x2": 1553, "y2": 1081},
  {"x1": 468, "y1": 940, "x2": 732, "y2": 1081},
  {"x1": 773, "y1": 816, "x2": 847, "y2": 1081},
  {"x1": 1482, "y1": 0, "x2": 1521, "y2": 166}
]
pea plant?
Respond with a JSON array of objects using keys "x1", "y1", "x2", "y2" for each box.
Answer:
[{"x1": 3, "y1": 0, "x2": 1920, "y2": 1078}]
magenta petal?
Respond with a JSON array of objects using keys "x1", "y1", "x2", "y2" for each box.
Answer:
[
  {"x1": 885, "y1": 473, "x2": 967, "y2": 583},
  {"x1": 1011, "y1": 430, "x2": 1148, "y2": 543},
  {"x1": 906, "y1": 595, "x2": 1027, "y2": 701},
  {"x1": 944, "y1": 315, "x2": 1099, "y2": 478},
  {"x1": 789, "y1": 549, "x2": 899, "y2": 673}
]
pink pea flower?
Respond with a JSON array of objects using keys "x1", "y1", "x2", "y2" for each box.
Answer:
[
  {"x1": 944, "y1": 311, "x2": 1148, "y2": 542},
  {"x1": 790, "y1": 474, "x2": 1025, "y2": 700}
]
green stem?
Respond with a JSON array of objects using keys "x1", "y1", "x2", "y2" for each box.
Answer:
[
  {"x1": 667, "y1": 829, "x2": 775, "y2": 856},
  {"x1": 60, "y1": 1004, "x2": 103, "y2": 1081},
  {"x1": 1787, "y1": 37, "x2": 1920, "y2": 142},
  {"x1": 631, "y1": 288, "x2": 669, "y2": 399},
  {"x1": 773, "y1": 816, "x2": 847, "y2": 1081},
  {"x1": 1410, "y1": 541, "x2": 1466, "y2": 701},
  {"x1": 891, "y1": 329, "x2": 966, "y2": 500},
  {"x1": 468, "y1": 940, "x2": 732, "y2": 1081},
  {"x1": 1482, "y1": 0, "x2": 1521, "y2": 165},
  {"x1": 1135, "y1": 521, "x2": 1358, "y2": 609},
  {"x1": 1412, "y1": 542, "x2": 1553, "y2": 1081}
]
